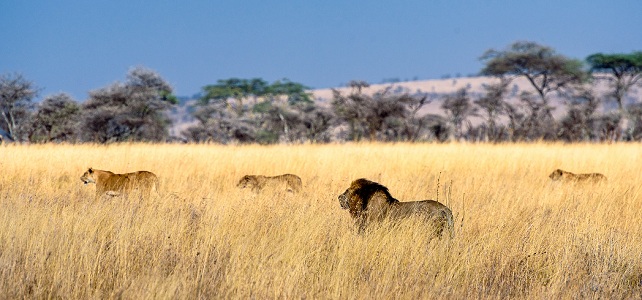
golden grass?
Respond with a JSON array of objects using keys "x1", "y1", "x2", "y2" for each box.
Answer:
[{"x1": 1, "y1": 142, "x2": 641, "y2": 299}]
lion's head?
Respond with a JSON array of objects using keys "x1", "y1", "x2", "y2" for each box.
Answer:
[
  {"x1": 237, "y1": 175, "x2": 259, "y2": 189},
  {"x1": 80, "y1": 168, "x2": 96, "y2": 185},
  {"x1": 549, "y1": 169, "x2": 563, "y2": 180},
  {"x1": 338, "y1": 178, "x2": 397, "y2": 218}
]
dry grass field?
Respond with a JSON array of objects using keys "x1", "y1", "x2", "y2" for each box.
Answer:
[{"x1": 1, "y1": 142, "x2": 641, "y2": 299}]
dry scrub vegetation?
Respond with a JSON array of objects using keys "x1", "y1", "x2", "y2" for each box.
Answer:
[{"x1": 1, "y1": 143, "x2": 641, "y2": 299}]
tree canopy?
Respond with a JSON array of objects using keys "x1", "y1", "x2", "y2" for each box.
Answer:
[
  {"x1": 586, "y1": 52, "x2": 642, "y2": 109},
  {"x1": 481, "y1": 41, "x2": 587, "y2": 102},
  {"x1": 81, "y1": 67, "x2": 177, "y2": 143},
  {"x1": 187, "y1": 78, "x2": 321, "y2": 144},
  {"x1": 586, "y1": 52, "x2": 642, "y2": 76},
  {"x1": 586, "y1": 51, "x2": 642, "y2": 139}
]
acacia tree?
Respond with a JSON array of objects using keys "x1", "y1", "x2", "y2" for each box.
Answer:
[
  {"x1": 28, "y1": 93, "x2": 81, "y2": 143},
  {"x1": 474, "y1": 78, "x2": 510, "y2": 142},
  {"x1": 80, "y1": 67, "x2": 177, "y2": 143},
  {"x1": 266, "y1": 78, "x2": 313, "y2": 104},
  {"x1": 200, "y1": 78, "x2": 269, "y2": 116},
  {"x1": 586, "y1": 52, "x2": 642, "y2": 140},
  {"x1": 480, "y1": 41, "x2": 587, "y2": 140},
  {"x1": 251, "y1": 78, "x2": 318, "y2": 143},
  {"x1": 186, "y1": 78, "x2": 318, "y2": 144},
  {"x1": 0, "y1": 73, "x2": 37, "y2": 141},
  {"x1": 481, "y1": 41, "x2": 587, "y2": 104}
]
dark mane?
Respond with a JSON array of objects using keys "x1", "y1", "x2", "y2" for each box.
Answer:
[{"x1": 351, "y1": 178, "x2": 398, "y2": 209}]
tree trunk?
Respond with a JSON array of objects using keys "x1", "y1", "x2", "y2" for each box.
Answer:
[{"x1": 278, "y1": 112, "x2": 290, "y2": 143}]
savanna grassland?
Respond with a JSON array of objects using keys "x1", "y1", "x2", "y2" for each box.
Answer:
[{"x1": 1, "y1": 142, "x2": 641, "y2": 299}]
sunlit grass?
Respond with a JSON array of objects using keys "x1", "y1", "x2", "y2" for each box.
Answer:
[{"x1": 0, "y1": 142, "x2": 641, "y2": 298}]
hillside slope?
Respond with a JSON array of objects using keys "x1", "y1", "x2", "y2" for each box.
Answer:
[{"x1": 169, "y1": 76, "x2": 641, "y2": 137}]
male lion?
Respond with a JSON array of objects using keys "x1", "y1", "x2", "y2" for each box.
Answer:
[
  {"x1": 548, "y1": 169, "x2": 607, "y2": 183},
  {"x1": 80, "y1": 168, "x2": 159, "y2": 199},
  {"x1": 338, "y1": 178, "x2": 454, "y2": 237},
  {"x1": 237, "y1": 174, "x2": 302, "y2": 193}
]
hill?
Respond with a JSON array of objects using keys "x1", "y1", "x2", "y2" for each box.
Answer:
[{"x1": 168, "y1": 76, "x2": 641, "y2": 137}]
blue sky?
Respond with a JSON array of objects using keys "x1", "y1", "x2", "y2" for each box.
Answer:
[{"x1": 1, "y1": 1, "x2": 640, "y2": 100}]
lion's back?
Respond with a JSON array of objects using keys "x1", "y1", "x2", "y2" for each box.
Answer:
[
  {"x1": 99, "y1": 171, "x2": 158, "y2": 194},
  {"x1": 576, "y1": 173, "x2": 607, "y2": 182},
  {"x1": 392, "y1": 200, "x2": 454, "y2": 237},
  {"x1": 393, "y1": 200, "x2": 450, "y2": 215},
  {"x1": 125, "y1": 171, "x2": 159, "y2": 191},
  {"x1": 550, "y1": 169, "x2": 607, "y2": 183},
  {"x1": 274, "y1": 174, "x2": 302, "y2": 191},
  {"x1": 128, "y1": 171, "x2": 158, "y2": 183},
  {"x1": 251, "y1": 174, "x2": 302, "y2": 193},
  {"x1": 100, "y1": 174, "x2": 130, "y2": 192}
]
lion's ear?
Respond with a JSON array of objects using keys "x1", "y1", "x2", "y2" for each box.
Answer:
[{"x1": 88, "y1": 168, "x2": 93, "y2": 174}]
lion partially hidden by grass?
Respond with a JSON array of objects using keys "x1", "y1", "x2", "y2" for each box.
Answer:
[
  {"x1": 548, "y1": 169, "x2": 607, "y2": 183},
  {"x1": 338, "y1": 178, "x2": 454, "y2": 237},
  {"x1": 237, "y1": 174, "x2": 302, "y2": 193},
  {"x1": 80, "y1": 168, "x2": 159, "y2": 199}
]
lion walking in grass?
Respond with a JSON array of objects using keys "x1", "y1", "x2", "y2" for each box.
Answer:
[
  {"x1": 80, "y1": 168, "x2": 159, "y2": 199},
  {"x1": 548, "y1": 169, "x2": 607, "y2": 183},
  {"x1": 338, "y1": 178, "x2": 454, "y2": 237},
  {"x1": 237, "y1": 174, "x2": 302, "y2": 194}
]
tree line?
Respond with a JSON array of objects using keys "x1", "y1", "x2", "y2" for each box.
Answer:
[{"x1": 1, "y1": 41, "x2": 641, "y2": 144}]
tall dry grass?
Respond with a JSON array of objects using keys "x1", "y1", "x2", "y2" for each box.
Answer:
[{"x1": 0, "y1": 142, "x2": 641, "y2": 299}]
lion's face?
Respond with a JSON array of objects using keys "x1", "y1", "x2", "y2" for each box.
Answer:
[
  {"x1": 80, "y1": 168, "x2": 96, "y2": 185},
  {"x1": 549, "y1": 169, "x2": 564, "y2": 181},
  {"x1": 237, "y1": 175, "x2": 258, "y2": 189},
  {"x1": 338, "y1": 188, "x2": 351, "y2": 210},
  {"x1": 338, "y1": 179, "x2": 383, "y2": 212}
]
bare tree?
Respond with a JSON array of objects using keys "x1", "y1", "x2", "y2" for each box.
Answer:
[
  {"x1": 474, "y1": 78, "x2": 510, "y2": 142},
  {"x1": 252, "y1": 101, "x2": 334, "y2": 143},
  {"x1": 441, "y1": 88, "x2": 477, "y2": 141},
  {"x1": 626, "y1": 103, "x2": 642, "y2": 140},
  {"x1": 557, "y1": 89, "x2": 600, "y2": 142},
  {"x1": 503, "y1": 101, "x2": 527, "y2": 142},
  {"x1": 347, "y1": 80, "x2": 370, "y2": 93},
  {"x1": 0, "y1": 73, "x2": 37, "y2": 141},
  {"x1": 399, "y1": 91, "x2": 431, "y2": 142},
  {"x1": 425, "y1": 114, "x2": 452, "y2": 142}
]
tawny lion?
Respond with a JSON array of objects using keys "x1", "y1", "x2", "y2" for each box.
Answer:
[
  {"x1": 548, "y1": 169, "x2": 607, "y2": 183},
  {"x1": 80, "y1": 168, "x2": 159, "y2": 199},
  {"x1": 237, "y1": 174, "x2": 303, "y2": 193}
]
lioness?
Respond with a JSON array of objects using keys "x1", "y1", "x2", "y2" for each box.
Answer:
[
  {"x1": 338, "y1": 178, "x2": 454, "y2": 237},
  {"x1": 80, "y1": 168, "x2": 159, "y2": 199},
  {"x1": 237, "y1": 174, "x2": 302, "y2": 193},
  {"x1": 549, "y1": 169, "x2": 607, "y2": 183}
]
